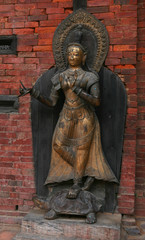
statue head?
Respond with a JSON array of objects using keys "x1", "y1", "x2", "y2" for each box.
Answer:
[{"x1": 66, "y1": 43, "x2": 87, "y2": 68}]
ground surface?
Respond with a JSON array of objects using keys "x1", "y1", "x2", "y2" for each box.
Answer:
[{"x1": 0, "y1": 224, "x2": 20, "y2": 240}]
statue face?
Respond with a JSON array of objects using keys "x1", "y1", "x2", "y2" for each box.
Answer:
[{"x1": 67, "y1": 46, "x2": 83, "y2": 67}]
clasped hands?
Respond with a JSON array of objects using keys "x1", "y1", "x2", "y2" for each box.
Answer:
[{"x1": 62, "y1": 75, "x2": 82, "y2": 96}]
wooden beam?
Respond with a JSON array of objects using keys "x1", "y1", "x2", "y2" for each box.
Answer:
[{"x1": 73, "y1": 0, "x2": 87, "y2": 11}]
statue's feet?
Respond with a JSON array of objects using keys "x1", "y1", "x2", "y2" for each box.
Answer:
[
  {"x1": 45, "y1": 209, "x2": 57, "y2": 220},
  {"x1": 67, "y1": 184, "x2": 81, "y2": 199},
  {"x1": 86, "y1": 212, "x2": 97, "y2": 224}
]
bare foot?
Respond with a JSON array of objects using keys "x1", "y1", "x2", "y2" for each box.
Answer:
[
  {"x1": 45, "y1": 209, "x2": 57, "y2": 220},
  {"x1": 86, "y1": 212, "x2": 97, "y2": 224},
  {"x1": 66, "y1": 184, "x2": 81, "y2": 199}
]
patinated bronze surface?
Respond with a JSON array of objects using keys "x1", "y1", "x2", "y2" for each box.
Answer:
[
  {"x1": 19, "y1": 6, "x2": 127, "y2": 223},
  {"x1": 19, "y1": 42, "x2": 117, "y2": 223},
  {"x1": 33, "y1": 190, "x2": 102, "y2": 224},
  {"x1": 43, "y1": 44, "x2": 117, "y2": 198}
]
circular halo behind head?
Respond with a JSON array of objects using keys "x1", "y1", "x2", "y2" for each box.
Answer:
[{"x1": 52, "y1": 9, "x2": 109, "y2": 72}]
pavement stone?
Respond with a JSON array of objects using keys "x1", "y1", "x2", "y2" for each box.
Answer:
[
  {"x1": 122, "y1": 216, "x2": 145, "y2": 240},
  {"x1": 0, "y1": 231, "x2": 18, "y2": 240}
]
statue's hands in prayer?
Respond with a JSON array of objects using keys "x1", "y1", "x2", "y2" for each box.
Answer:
[
  {"x1": 62, "y1": 75, "x2": 76, "y2": 90},
  {"x1": 67, "y1": 76, "x2": 76, "y2": 88}
]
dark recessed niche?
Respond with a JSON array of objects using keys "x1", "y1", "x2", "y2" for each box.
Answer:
[
  {"x1": 0, "y1": 95, "x2": 19, "y2": 113},
  {"x1": 0, "y1": 35, "x2": 17, "y2": 55}
]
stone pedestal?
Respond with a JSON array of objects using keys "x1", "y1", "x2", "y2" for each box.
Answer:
[{"x1": 13, "y1": 209, "x2": 121, "y2": 240}]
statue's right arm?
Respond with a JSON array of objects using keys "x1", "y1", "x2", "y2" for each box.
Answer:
[{"x1": 31, "y1": 85, "x2": 59, "y2": 107}]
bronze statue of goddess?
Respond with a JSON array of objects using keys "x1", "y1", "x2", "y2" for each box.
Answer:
[
  {"x1": 25, "y1": 42, "x2": 117, "y2": 199},
  {"x1": 19, "y1": 9, "x2": 127, "y2": 222}
]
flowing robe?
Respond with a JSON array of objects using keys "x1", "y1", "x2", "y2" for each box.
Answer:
[{"x1": 45, "y1": 68, "x2": 117, "y2": 185}]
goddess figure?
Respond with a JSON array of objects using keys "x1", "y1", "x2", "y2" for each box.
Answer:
[
  {"x1": 23, "y1": 42, "x2": 117, "y2": 199},
  {"x1": 19, "y1": 9, "x2": 126, "y2": 222}
]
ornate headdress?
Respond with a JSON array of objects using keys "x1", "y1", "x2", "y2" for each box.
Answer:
[{"x1": 52, "y1": 9, "x2": 109, "y2": 72}]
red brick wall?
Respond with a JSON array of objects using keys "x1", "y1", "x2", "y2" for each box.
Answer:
[
  {"x1": 135, "y1": 1, "x2": 145, "y2": 216},
  {"x1": 0, "y1": 0, "x2": 139, "y2": 222}
]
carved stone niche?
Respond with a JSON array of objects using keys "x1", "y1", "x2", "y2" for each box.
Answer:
[{"x1": 0, "y1": 35, "x2": 17, "y2": 55}]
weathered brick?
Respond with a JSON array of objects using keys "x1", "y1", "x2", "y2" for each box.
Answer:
[
  {"x1": 18, "y1": 38, "x2": 38, "y2": 46},
  {"x1": 46, "y1": 7, "x2": 64, "y2": 14},
  {"x1": 13, "y1": 28, "x2": 34, "y2": 35},
  {"x1": 59, "y1": 1, "x2": 72, "y2": 8},
  {"x1": 0, "y1": 64, "x2": 13, "y2": 70},
  {"x1": 105, "y1": 58, "x2": 120, "y2": 65},
  {"x1": 35, "y1": 26, "x2": 56, "y2": 34},
  {"x1": 88, "y1": 0, "x2": 110, "y2": 7},
  {"x1": 116, "y1": 11, "x2": 137, "y2": 18},
  {"x1": 120, "y1": 18, "x2": 137, "y2": 25},
  {"x1": 36, "y1": 52, "x2": 53, "y2": 58},
  {"x1": 18, "y1": 52, "x2": 36, "y2": 57},
  {"x1": 33, "y1": 46, "x2": 52, "y2": 51},
  {"x1": 121, "y1": 57, "x2": 136, "y2": 64},
  {"x1": 30, "y1": 8, "x2": 46, "y2": 16},
  {"x1": 24, "y1": 22, "x2": 39, "y2": 28},
  {"x1": 110, "y1": 5, "x2": 121, "y2": 12},
  {"x1": 87, "y1": 6, "x2": 109, "y2": 13},
  {"x1": 37, "y1": 2, "x2": 58, "y2": 8},
  {"x1": 114, "y1": 45, "x2": 136, "y2": 51},
  {"x1": 15, "y1": 9, "x2": 29, "y2": 16},
  {"x1": 38, "y1": 39, "x2": 52, "y2": 46},
  {"x1": 28, "y1": 15, "x2": 47, "y2": 21},
  {"x1": 17, "y1": 46, "x2": 33, "y2": 52},
  {"x1": 13, "y1": 63, "x2": 36, "y2": 70},
  {"x1": 104, "y1": 18, "x2": 120, "y2": 25},
  {"x1": 0, "y1": 29, "x2": 12, "y2": 35},
  {"x1": 94, "y1": 12, "x2": 114, "y2": 19},
  {"x1": 121, "y1": 5, "x2": 137, "y2": 11},
  {"x1": 9, "y1": 16, "x2": 26, "y2": 22},
  {"x1": 0, "y1": 5, "x2": 14, "y2": 11},
  {"x1": 5, "y1": 22, "x2": 25, "y2": 28},
  {"x1": 3, "y1": 57, "x2": 24, "y2": 64},
  {"x1": 25, "y1": 58, "x2": 39, "y2": 64},
  {"x1": 15, "y1": 4, "x2": 36, "y2": 11},
  {"x1": 40, "y1": 19, "x2": 61, "y2": 27},
  {"x1": 47, "y1": 13, "x2": 68, "y2": 20},
  {"x1": 39, "y1": 58, "x2": 55, "y2": 65}
]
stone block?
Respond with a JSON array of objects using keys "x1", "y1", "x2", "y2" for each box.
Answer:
[{"x1": 13, "y1": 209, "x2": 121, "y2": 240}]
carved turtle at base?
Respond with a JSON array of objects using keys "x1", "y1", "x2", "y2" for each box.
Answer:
[{"x1": 33, "y1": 190, "x2": 103, "y2": 224}]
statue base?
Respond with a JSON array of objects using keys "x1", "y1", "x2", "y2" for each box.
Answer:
[
  {"x1": 13, "y1": 209, "x2": 122, "y2": 240},
  {"x1": 33, "y1": 190, "x2": 104, "y2": 224}
]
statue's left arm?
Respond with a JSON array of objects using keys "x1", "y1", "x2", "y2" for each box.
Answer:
[{"x1": 73, "y1": 73, "x2": 100, "y2": 107}]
